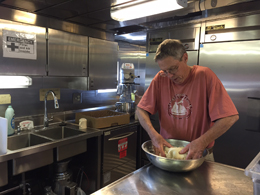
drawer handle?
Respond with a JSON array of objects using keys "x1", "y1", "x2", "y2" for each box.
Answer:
[{"x1": 108, "y1": 132, "x2": 135, "y2": 141}]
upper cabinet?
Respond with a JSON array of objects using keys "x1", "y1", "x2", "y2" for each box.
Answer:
[
  {"x1": 89, "y1": 37, "x2": 118, "y2": 90},
  {"x1": 0, "y1": 19, "x2": 46, "y2": 75},
  {"x1": 48, "y1": 29, "x2": 88, "y2": 77}
]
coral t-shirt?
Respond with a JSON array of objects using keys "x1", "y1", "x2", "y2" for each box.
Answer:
[{"x1": 138, "y1": 65, "x2": 238, "y2": 148}]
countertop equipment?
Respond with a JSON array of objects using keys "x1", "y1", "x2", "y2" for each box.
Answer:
[
  {"x1": 142, "y1": 139, "x2": 208, "y2": 172},
  {"x1": 116, "y1": 63, "x2": 140, "y2": 116}
]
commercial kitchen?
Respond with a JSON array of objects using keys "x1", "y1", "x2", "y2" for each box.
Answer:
[{"x1": 0, "y1": 0, "x2": 259, "y2": 194}]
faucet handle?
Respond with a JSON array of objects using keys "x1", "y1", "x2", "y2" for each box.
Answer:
[
  {"x1": 48, "y1": 116, "x2": 54, "y2": 122},
  {"x1": 17, "y1": 126, "x2": 21, "y2": 134}
]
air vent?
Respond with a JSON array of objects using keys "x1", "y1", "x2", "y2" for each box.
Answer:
[{"x1": 112, "y1": 25, "x2": 146, "y2": 35}]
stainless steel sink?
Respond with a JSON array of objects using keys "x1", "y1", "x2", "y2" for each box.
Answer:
[
  {"x1": 8, "y1": 133, "x2": 52, "y2": 150},
  {"x1": 34, "y1": 126, "x2": 85, "y2": 140}
]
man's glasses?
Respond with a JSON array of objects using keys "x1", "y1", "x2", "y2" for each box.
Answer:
[{"x1": 159, "y1": 66, "x2": 179, "y2": 77}]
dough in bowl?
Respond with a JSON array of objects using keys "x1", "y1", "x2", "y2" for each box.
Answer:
[{"x1": 164, "y1": 147, "x2": 187, "y2": 160}]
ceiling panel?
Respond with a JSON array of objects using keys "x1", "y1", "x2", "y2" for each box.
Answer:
[
  {"x1": 0, "y1": 0, "x2": 67, "y2": 12},
  {"x1": 0, "y1": 0, "x2": 258, "y2": 35},
  {"x1": 88, "y1": 23, "x2": 116, "y2": 32},
  {"x1": 85, "y1": 0, "x2": 113, "y2": 12},
  {"x1": 68, "y1": 16, "x2": 102, "y2": 26},
  {"x1": 36, "y1": 0, "x2": 90, "y2": 19},
  {"x1": 87, "y1": 8, "x2": 112, "y2": 22}
]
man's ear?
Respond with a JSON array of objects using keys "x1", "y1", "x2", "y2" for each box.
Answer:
[{"x1": 183, "y1": 53, "x2": 188, "y2": 63}]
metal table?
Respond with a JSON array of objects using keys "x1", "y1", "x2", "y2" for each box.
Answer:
[{"x1": 92, "y1": 161, "x2": 253, "y2": 195}]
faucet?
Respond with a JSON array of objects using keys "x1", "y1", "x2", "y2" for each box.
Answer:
[{"x1": 44, "y1": 90, "x2": 59, "y2": 128}]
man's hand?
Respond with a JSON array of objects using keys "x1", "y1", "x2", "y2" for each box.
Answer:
[
  {"x1": 179, "y1": 138, "x2": 206, "y2": 159},
  {"x1": 151, "y1": 134, "x2": 173, "y2": 157}
]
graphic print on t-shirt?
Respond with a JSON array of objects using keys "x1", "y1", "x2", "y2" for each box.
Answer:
[{"x1": 168, "y1": 94, "x2": 192, "y2": 119}]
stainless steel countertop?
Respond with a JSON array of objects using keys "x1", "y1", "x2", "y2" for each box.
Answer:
[
  {"x1": 96, "y1": 120, "x2": 139, "y2": 132},
  {"x1": 0, "y1": 123, "x2": 103, "y2": 163},
  {"x1": 92, "y1": 161, "x2": 253, "y2": 195}
]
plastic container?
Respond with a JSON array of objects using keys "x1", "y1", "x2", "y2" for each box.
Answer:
[
  {"x1": 5, "y1": 105, "x2": 15, "y2": 136},
  {"x1": 245, "y1": 152, "x2": 260, "y2": 195}
]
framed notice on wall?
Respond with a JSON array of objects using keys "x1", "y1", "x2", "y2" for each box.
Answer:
[{"x1": 2, "y1": 29, "x2": 37, "y2": 60}]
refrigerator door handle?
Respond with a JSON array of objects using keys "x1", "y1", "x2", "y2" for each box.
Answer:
[{"x1": 108, "y1": 132, "x2": 135, "y2": 141}]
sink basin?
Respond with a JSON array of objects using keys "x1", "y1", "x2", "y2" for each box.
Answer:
[
  {"x1": 8, "y1": 133, "x2": 52, "y2": 150},
  {"x1": 34, "y1": 127, "x2": 85, "y2": 140}
]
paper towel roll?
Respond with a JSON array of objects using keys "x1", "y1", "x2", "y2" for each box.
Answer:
[{"x1": 0, "y1": 117, "x2": 7, "y2": 155}]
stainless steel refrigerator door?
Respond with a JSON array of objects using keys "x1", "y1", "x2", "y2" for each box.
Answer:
[
  {"x1": 199, "y1": 40, "x2": 260, "y2": 168},
  {"x1": 102, "y1": 125, "x2": 137, "y2": 186}
]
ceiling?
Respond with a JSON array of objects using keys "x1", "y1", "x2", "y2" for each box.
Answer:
[{"x1": 0, "y1": 0, "x2": 259, "y2": 37}]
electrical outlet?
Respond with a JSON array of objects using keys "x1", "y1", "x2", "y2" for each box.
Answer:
[{"x1": 72, "y1": 93, "x2": 82, "y2": 104}]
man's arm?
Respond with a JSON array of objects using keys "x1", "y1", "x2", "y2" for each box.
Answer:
[
  {"x1": 136, "y1": 106, "x2": 172, "y2": 156},
  {"x1": 180, "y1": 114, "x2": 239, "y2": 159}
]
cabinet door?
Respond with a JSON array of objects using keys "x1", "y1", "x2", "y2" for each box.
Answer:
[
  {"x1": 103, "y1": 125, "x2": 137, "y2": 173},
  {"x1": 89, "y1": 37, "x2": 118, "y2": 90},
  {"x1": 0, "y1": 19, "x2": 46, "y2": 75},
  {"x1": 48, "y1": 29, "x2": 88, "y2": 76}
]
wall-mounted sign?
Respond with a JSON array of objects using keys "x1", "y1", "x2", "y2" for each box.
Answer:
[
  {"x1": 149, "y1": 37, "x2": 163, "y2": 45},
  {"x1": 206, "y1": 25, "x2": 225, "y2": 31},
  {"x1": 2, "y1": 29, "x2": 37, "y2": 60}
]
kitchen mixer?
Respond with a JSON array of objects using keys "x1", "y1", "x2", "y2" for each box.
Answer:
[{"x1": 115, "y1": 63, "x2": 139, "y2": 116}]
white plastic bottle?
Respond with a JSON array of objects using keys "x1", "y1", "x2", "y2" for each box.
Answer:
[{"x1": 5, "y1": 105, "x2": 15, "y2": 136}]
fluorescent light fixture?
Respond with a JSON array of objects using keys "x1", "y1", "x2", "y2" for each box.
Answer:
[
  {"x1": 14, "y1": 12, "x2": 37, "y2": 24},
  {"x1": 0, "y1": 76, "x2": 32, "y2": 88},
  {"x1": 111, "y1": 0, "x2": 187, "y2": 21},
  {"x1": 97, "y1": 89, "x2": 117, "y2": 93},
  {"x1": 120, "y1": 34, "x2": 146, "y2": 41}
]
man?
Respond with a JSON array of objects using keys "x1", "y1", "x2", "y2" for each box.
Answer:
[{"x1": 136, "y1": 39, "x2": 239, "y2": 160}]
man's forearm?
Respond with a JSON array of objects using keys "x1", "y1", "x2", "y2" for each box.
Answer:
[
  {"x1": 198, "y1": 114, "x2": 239, "y2": 148},
  {"x1": 136, "y1": 107, "x2": 159, "y2": 139}
]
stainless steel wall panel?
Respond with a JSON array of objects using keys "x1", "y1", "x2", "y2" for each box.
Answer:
[
  {"x1": 117, "y1": 42, "x2": 146, "y2": 95},
  {"x1": 48, "y1": 29, "x2": 88, "y2": 76},
  {"x1": 0, "y1": 77, "x2": 117, "y2": 119},
  {"x1": 199, "y1": 41, "x2": 260, "y2": 168},
  {"x1": 136, "y1": 45, "x2": 146, "y2": 95},
  {"x1": 89, "y1": 37, "x2": 118, "y2": 90},
  {"x1": 0, "y1": 19, "x2": 46, "y2": 75},
  {"x1": 42, "y1": 77, "x2": 88, "y2": 91}
]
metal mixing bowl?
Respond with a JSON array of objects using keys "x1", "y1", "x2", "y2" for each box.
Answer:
[{"x1": 142, "y1": 139, "x2": 208, "y2": 172}]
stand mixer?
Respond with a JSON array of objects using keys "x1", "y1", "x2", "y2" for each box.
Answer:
[{"x1": 115, "y1": 63, "x2": 139, "y2": 116}]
